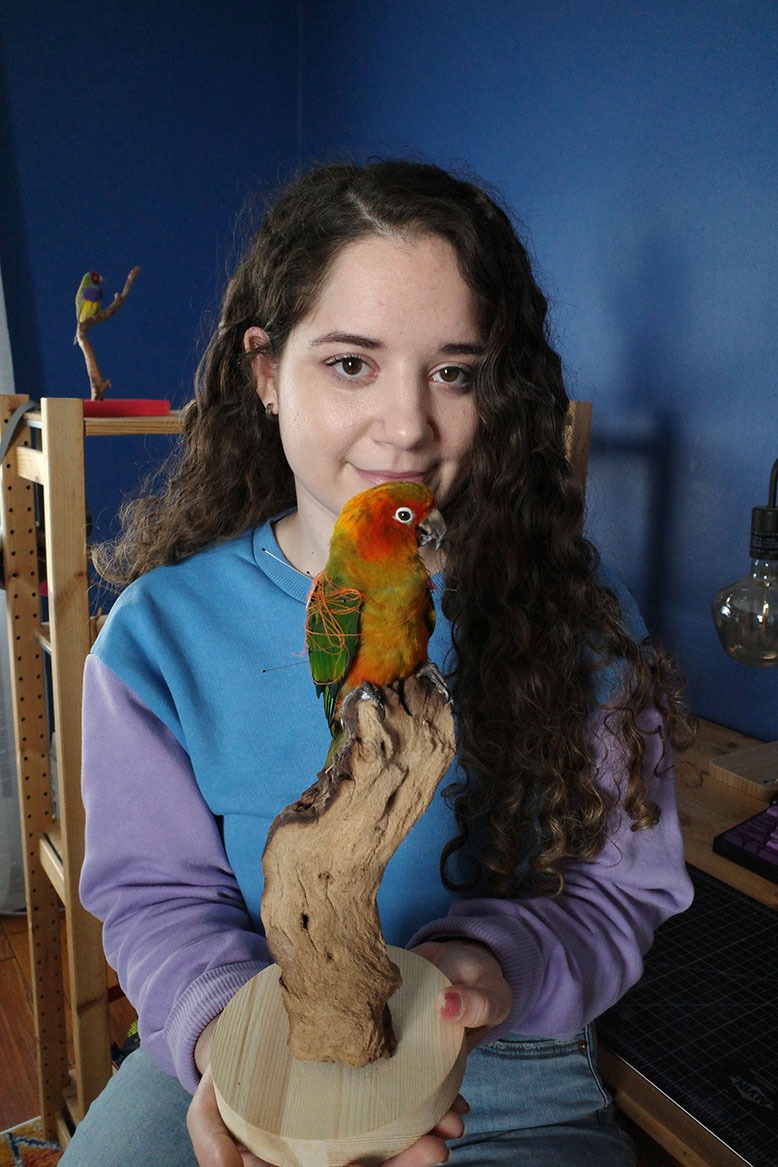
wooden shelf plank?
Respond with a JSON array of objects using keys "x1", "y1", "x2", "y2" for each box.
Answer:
[
  {"x1": 35, "y1": 622, "x2": 52, "y2": 653},
  {"x1": 13, "y1": 445, "x2": 46, "y2": 486},
  {"x1": 24, "y1": 404, "x2": 184, "y2": 438},
  {"x1": 40, "y1": 831, "x2": 65, "y2": 903}
]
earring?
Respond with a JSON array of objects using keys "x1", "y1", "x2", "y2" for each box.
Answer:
[{"x1": 265, "y1": 402, "x2": 277, "y2": 420}]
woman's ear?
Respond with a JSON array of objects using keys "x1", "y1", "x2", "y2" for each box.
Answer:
[{"x1": 243, "y1": 327, "x2": 278, "y2": 414}]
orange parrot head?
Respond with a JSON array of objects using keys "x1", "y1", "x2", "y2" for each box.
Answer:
[{"x1": 329, "y1": 481, "x2": 445, "y2": 568}]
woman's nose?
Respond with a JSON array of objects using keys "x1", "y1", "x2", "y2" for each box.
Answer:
[{"x1": 375, "y1": 378, "x2": 434, "y2": 449}]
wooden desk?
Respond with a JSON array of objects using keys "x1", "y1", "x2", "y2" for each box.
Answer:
[{"x1": 599, "y1": 719, "x2": 777, "y2": 1167}]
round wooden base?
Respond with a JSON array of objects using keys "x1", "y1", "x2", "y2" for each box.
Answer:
[{"x1": 211, "y1": 946, "x2": 467, "y2": 1167}]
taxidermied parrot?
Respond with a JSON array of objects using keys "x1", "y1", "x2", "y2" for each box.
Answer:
[
  {"x1": 306, "y1": 481, "x2": 446, "y2": 754},
  {"x1": 74, "y1": 271, "x2": 103, "y2": 333}
]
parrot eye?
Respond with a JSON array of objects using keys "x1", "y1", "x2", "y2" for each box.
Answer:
[{"x1": 393, "y1": 507, "x2": 415, "y2": 524}]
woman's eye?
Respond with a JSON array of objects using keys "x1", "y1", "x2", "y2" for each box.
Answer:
[
  {"x1": 327, "y1": 355, "x2": 368, "y2": 378},
  {"x1": 432, "y1": 364, "x2": 473, "y2": 388}
]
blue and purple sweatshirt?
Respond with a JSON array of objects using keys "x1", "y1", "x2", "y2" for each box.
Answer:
[{"x1": 80, "y1": 518, "x2": 693, "y2": 1093}]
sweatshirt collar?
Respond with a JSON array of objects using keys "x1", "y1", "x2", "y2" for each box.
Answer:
[{"x1": 252, "y1": 515, "x2": 313, "y2": 604}]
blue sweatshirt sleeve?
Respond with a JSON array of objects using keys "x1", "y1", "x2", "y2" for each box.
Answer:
[{"x1": 80, "y1": 655, "x2": 271, "y2": 1092}]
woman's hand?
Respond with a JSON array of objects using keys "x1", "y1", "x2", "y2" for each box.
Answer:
[
  {"x1": 413, "y1": 939, "x2": 513, "y2": 1050},
  {"x1": 371, "y1": 1096, "x2": 468, "y2": 1166},
  {"x1": 187, "y1": 1018, "x2": 468, "y2": 1167},
  {"x1": 188, "y1": 1062, "x2": 269, "y2": 1167},
  {"x1": 187, "y1": 1018, "x2": 263, "y2": 1166}
]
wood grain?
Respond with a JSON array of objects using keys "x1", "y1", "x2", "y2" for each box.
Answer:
[
  {"x1": 0, "y1": 928, "x2": 39, "y2": 1129},
  {"x1": 212, "y1": 947, "x2": 466, "y2": 1167},
  {"x1": 675, "y1": 720, "x2": 777, "y2": 907},
  {"x1": 709, "y1": 740, "x2": 778, "y2": 800},
  {"x1": 261, "y1": 676, "x2": 456, "y2": 1067}
]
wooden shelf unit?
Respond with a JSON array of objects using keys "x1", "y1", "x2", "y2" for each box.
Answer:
[{"x1": 0, "y1": 395, "x2": 181, "y2": 1142}]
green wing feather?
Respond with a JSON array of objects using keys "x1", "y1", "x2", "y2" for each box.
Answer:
[{"x1": 306, "y1": 576, "x2": 363, "y2": 729}]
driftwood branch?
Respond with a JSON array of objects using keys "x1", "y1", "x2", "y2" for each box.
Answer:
[
  {"x1": 74, "y1": 265, "x2": 141, "y2": 399},
  {"x1": 261, "y1": 673, "x2": 456, "y2": 1068}
]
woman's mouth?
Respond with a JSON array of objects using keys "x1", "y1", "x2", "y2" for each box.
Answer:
[{"x1": 354, "y1": 467, "x2": 430, "y2": 488}]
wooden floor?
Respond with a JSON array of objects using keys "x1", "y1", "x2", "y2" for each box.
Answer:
[
  {"x1": 0, "y1": 914, "x2": 39, "y2": 1131},
  {"x1": 0, "y1": 911, "x2": 135, "y2": 1132}
]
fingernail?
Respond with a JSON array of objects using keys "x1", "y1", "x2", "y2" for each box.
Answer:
[{"x1": 441, "y1": 990, "x2": 464, "y2": 1022}]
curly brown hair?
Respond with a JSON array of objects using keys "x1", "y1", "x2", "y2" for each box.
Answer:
[{"x1": 94, "y1": 159, "x2": 695, "y2": 896}]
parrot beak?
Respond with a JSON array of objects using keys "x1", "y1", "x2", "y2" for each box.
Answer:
[{"x1": 417, "y1": 507, "x2": 446, "y2": 550}]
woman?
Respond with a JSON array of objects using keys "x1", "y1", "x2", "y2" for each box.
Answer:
[{"x1": 63, "y1": 159, "x2": 694, "y2": 1167}]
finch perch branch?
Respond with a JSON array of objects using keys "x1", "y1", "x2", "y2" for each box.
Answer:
[
  {"x1": 75, "y1": 265, "x2": 141, "y2": 399},
  {"x1": 261, "y1": 673, "x2": 456, "y2": 1067}
]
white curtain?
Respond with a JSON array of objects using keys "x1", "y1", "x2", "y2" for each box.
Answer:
[
  {"x1": 0, "y1": 261, "x2": 25, "y2": 911},
  {"x1": 0, "y1": 267, "x2": 14, "y2": 394}
]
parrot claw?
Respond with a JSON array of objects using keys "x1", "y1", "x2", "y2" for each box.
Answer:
[
  {"x1": 341, "y1": 681, "x2": 386, "y2": 724},
  {"x1": 415, "y1": 661, "x2": 450, "y2": 702}
]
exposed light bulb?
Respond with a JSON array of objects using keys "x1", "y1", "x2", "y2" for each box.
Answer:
[{"x1": 712, "y1": 458, "x2": 778, "y2": 667}]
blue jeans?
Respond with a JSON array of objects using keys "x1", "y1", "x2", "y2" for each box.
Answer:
[
  {"x1": 451, "y1": 1027, "x2": 635, "y2": 1165},
  {"x1": 61, "y1": 1027, "x2": 634, "y2": 1165}
]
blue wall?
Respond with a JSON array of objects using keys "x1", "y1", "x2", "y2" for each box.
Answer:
[
  {"x1": 2, "y1": 2, "x2": 777, "y2": 738},
  {"x1": 0, "y1": 2, "x2": 299, "y2": 542},
  {"x1": 298, "y1": 0, "x2": 778, "y2": 740}
]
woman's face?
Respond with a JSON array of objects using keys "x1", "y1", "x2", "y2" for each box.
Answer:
[{"x1": 246, "y1": 232, "x2": 482, "y2": 574}]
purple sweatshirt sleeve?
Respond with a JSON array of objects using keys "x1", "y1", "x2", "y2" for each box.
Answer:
[
  {"x1": 409, "y1": 706, "x2": 694, "y2": 1039},
  {"x1": 80, "y1": 655, "x2": 271, "y2": 1092}
]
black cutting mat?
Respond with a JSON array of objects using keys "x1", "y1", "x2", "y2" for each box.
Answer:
[{"x1": 597, "y1": 866, "x2": 777, "y2": 1167}]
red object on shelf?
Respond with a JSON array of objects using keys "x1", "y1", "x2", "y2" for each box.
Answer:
[{"x1": 82, "y1": 399, "x2": 171, "y2": 418}]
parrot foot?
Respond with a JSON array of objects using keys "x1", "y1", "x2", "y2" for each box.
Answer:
[
  {"x1": 340, "y1": 681, "x2": 386, "y2": 725},
  {"x1": 415, "y1": 661, "x2": 451, "y2": 702}
]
